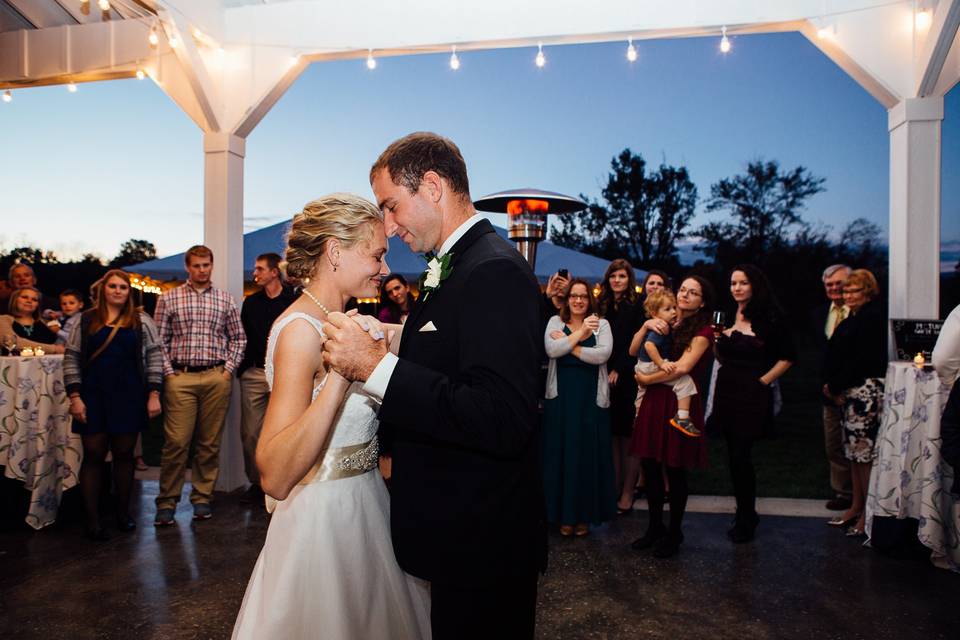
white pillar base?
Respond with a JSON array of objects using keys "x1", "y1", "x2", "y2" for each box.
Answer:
[{"x1": 204, "y1": 132, "x2": 248, "y2": 493}]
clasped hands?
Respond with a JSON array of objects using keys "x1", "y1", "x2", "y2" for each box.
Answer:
[{"x1": 322, "y1": 311, "x2": 389, "y2": 382}]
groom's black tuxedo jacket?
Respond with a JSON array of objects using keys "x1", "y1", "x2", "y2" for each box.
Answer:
[{"x1": 378, "y1": 218, "x2": 548, "y2": 586}]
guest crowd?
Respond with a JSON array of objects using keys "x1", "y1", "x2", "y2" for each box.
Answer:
[{"x1": 1, "y1": 247, "x2": 945, "y2": 555}]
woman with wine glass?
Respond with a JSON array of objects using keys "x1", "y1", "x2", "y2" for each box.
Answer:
[
  {"x1": 543, "y1": 279, "x2": 615, "y2": 536},
  {"x1": 712, "y1": 264, "x2": 795, "y2": 543},
  {"x1": 63, "y1": 270, "x2": 164, "y2": 540}
]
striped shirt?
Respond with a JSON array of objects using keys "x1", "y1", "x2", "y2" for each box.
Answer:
[{"x1": 154, "y1": 282, "x2": 246, "y2": 377}]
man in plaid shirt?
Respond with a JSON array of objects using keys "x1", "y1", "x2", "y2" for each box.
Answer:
[{"x1": 153, "y1": 245, "x2": 246, "y2": 525}]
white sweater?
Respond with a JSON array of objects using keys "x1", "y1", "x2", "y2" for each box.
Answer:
[{"x1": 544, "y1": 315, "x2": 613, "y2": 408}]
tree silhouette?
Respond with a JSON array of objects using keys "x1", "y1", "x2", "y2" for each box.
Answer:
[
  {"x1": 111, "y1": 239, "x2": 157, "y2": 267},
  {"x1": 551, "y1": 149, "x2": 697, "y2": 268},
  {"x1": 697, "y1": 160, "x2": 825, "y2": 259}
]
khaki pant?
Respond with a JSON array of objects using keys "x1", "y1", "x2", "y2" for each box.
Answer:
[
  {"x1": 823, "y1": 404, "x2": 852, "y2": 497},
  {"x1": 239, "y1": 367, "x2": 270, "y2": 485},
  {"x1": 156, "y1": 366, "x2": 233, "y2": 509}
]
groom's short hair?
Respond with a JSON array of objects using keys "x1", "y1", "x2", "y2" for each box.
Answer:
[{"x1": 370, "y1": 132, "x2": 471, "y2": 200}]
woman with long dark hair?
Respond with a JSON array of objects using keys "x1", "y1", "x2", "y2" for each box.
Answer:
[
  {"x1": 628, "y1": 275, "x2": 715, "y2": 557},
  {"x1": 596, "y1": 259, "x2": 645, "y2": 513},
  {"x1": 377, "y1": 273, "x2": 416, "y2": 324},
  {"x1": 63, "y1": 270, "x2": 163, "y2": 540},
  {"x1": 712, "y1": 264, "x2": 795, "y2": 543}
]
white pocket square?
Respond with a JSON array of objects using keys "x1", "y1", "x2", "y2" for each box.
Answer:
[{"x1": 419, "y1": 321, "x2": 438, "y2": 332}]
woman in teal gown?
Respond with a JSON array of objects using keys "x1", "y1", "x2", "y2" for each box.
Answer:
[{"x1": 542, "y1": 279, "x2": 616, "y2": 536}]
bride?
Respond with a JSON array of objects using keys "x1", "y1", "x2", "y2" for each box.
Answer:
[{"x1": 232, "y1": 193, "x2": 431, "y2": 639}]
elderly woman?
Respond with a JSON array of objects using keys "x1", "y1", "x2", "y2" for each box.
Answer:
[
  {"x1": 64, "y1": 270, "x2": 163, "y2": 540},
  {"x1": 0, "y1": 286, "x2": 64, "y2": 352},
  {"x1": 543, "y1": 278, "x2": 616, "y2": 536},
  {"x1": 824, "y1": 268, "x2": 886, "y2": 537}
]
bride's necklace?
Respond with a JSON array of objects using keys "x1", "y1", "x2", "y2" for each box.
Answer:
[{"x1": 302, "y1": 288, "x2": 333, "y2": 316}]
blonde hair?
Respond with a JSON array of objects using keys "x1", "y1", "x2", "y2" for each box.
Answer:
[
  {"x1": 284, "y1": 193, "x2": 384, "y2": 281},
  {"x1": 644, "y1": 289, "x2": 677, "y2": 319},
  {"x1": 845, "y1": 268, "x2": 879, "y2": 300}
]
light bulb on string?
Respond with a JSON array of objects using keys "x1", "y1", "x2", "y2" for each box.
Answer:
[
  {"x1": 148, "y1": 27, "x2": 159, "y2": 47},
  {"x1": 98, "y1": 0, "x2": 110, "y2": 11},
  {"x1": 915, "y1": 9, "x2": 932, "y2": 31},
  {"x1": 136, "y1": 66, "x2": 145, "y2": 80},
  {"x1": 719, "y1": 26, "x2": 731, "y2": 54},
  {"x1": 2, "y1": 90, "x2": 11, "y2": 103},
  {"x1": 67, "y1": 82, "x2": 78, "y2": 93},
  {"x1": 535, "y1": 42, "x2": 545, "y2": 68},
  {"x1": 366, "y1": 50, "x2": 377, "y2": 70},
  {"x1": 626, "y1": 38, "x2": 638, "y2": 62},
  {"x1": 168, "y1": 35, "x2": 179, "y2": 49},
  {"x1": 449, "y1": 46, "x2": 460, "y2": 71}
]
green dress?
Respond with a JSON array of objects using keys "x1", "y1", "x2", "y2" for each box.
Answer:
[{"x1": 542, "y1": 327, "x2": 616, "y2": 526}]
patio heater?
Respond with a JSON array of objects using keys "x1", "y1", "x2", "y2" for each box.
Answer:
[{"x1": 473, "y1": 188, "x2": 587, "y2": 269}]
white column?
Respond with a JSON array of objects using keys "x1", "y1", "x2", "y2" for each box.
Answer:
[
  {"x1": 203, "y1": 131, "x2": 247, "y2": 492},
  {"x1": 888, "y1": 97, "x2": 943, "y2": 343}
]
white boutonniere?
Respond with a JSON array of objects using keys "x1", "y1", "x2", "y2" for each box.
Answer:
[{"x1": 418, "y1": 252, "x2": 453, "y2": 301}]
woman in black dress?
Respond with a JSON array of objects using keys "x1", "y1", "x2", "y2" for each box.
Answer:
[
  {"x1": 63, "y1": 270, "x2": 163, "y2": 540},
  {"x1": 824, "y1": 269, "x2": 886, "y2": 536},
  {"x1": 713, "y1": 264, "x2": 795, "y2": 543},
  {"x1": 597, "y1": 259, "x2": 644, "y2": 512}
]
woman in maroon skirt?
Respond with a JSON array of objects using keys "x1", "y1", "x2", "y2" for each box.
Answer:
[{"x1": 628, "y1": 275, "x2": 715, "y2": 558}]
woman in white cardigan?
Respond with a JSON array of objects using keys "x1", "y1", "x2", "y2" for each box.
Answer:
[{"x1": 542, "y1": 279, "x2": 616, "y2": 536}]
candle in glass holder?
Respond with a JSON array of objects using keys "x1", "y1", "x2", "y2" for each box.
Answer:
[
  {"x1": 914, "y1": 352, "x2": 925, "y2": 367},
  {"x1": 35, "y1": 347, "x2": 45, "y2": 356},
  {"x1": 20, "y1": 347, "x2": 35, "y2": 357}
]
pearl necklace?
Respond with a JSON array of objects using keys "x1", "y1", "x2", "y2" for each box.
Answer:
[{"x1": 301, "y1": 288, "x2": 332, "y2": 315}]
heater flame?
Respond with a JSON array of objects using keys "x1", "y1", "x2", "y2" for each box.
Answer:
[{"x1": 506, "y1": 199, "x2": 550, "y2": 215}]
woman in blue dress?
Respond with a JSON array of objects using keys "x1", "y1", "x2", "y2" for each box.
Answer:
[
  {"x1": 543, "y1": 278, "x2": 616, "y2": 536},
  {"x1": 64, "y1": 270, "x2": 164, "y2": 540}
]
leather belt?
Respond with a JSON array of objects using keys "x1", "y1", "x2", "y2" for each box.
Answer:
[{"x1": 172, "y1": 362, "x2": 224, "y2": 373}]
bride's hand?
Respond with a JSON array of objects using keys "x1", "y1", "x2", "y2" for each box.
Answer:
[{"x1": 347, "y1": 313, "x2": 386, "y2": 341}]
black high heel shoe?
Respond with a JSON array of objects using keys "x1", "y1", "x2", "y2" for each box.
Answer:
[{"x1": 116, "y1": 516, "x2": 137, "y2": 532}]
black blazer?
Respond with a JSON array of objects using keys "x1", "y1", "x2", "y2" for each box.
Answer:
[
  {"x1": 825, "y1": 299, "x2": 887, "y2": 395},
  {"x1": 378, "y1": 219, "x2": 547, "y2": 586}
]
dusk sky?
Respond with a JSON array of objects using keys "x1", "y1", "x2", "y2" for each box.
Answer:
[{"x1": 2, "y1": 32, "x2": 957, "y2": 266}]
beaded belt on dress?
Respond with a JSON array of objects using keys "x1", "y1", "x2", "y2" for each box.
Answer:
[{"x1": 264, "y1": 436, "x2": 379, "y2": 513}]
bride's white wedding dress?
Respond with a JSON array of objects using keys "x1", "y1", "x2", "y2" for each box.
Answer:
[{"x1": 232, "y1": 312, "x2": 431, "y2": 640}]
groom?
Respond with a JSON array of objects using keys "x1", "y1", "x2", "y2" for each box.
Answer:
[{"x1": 323, "y1": 132, "x2": 547, "y2": 639}]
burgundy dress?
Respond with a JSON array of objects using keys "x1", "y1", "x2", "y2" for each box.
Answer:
[{"x1": 630, "y1": 325, "x2": 713, "y2": 470}]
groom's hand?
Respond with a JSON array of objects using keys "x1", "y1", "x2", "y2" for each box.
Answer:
[{"x1": 322, "y1": 312, "x2": 388, "y2": 382}]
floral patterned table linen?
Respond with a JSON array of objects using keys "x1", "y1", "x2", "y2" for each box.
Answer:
[
  {"x1": 0, "y1": 356, "x2": 81, "y2": 529},
  {"x1": 866, "y1": 362, "x2": 958, "y2": 572}
]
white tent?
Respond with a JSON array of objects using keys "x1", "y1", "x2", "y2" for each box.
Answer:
[{"x1": 4, "y1": 0, "x2": 958, "y2": 490}]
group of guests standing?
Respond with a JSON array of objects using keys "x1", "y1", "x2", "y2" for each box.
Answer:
[{"x1": 539, "y1": 258, "x2": 887, "y2": 555}]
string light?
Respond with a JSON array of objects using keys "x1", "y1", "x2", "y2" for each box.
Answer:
[
  {"x1": 817, "y1": 26, "x2": 831, "y2": 39},
  {"x1": 148, "y1": 27, "x2": 159, "y2": 47},
  {"x1": 626, "y1": 38, "x2": 638, "y2": 62},
  {"x1": 719, "y1": 26, "x2": 731, "y2": 54},
  {"x1": 136, "y1": 65, "x2": 145, "y2": 80},
  {"x1": 98, "y1": 0, "x2": 110, "y2": 11},
  {"x1": 449, "y1": 45, "x2": 460, "y2": 70},
  {"x1": 168, "y1": 35, "x2": 179, "y2": 49},
  {"x1": 915, "y1": 9, "x2": 932, "y2": 31},
  {"x1": 67, "y1": 82, "x2": 78, "y2": 93},
  {"x1": 2, "y1": 90, "x2": 11, "y2": 103},
  {"x1": 366, "y1": 49, "x2": 377, "y2": 70},
  {"x1": 535, "y1": 42, "x2": 545, "y2": 68}
]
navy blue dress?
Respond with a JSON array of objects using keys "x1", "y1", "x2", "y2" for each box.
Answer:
[{"x1": 72, "y1": 326, "x2": 147, "y2": 435}]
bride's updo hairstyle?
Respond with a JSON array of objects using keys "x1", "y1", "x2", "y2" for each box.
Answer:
[{"x1": 284, "y1": 193, "x2": 384, "y2": 281}]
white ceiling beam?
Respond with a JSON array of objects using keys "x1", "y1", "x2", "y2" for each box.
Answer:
[
  {"x1": 157, "y1": 4, "x2": 220, "y2": 131},
  {"x1": 932, "y1": 22, "x2": 960, "y2": 95},
  {"x1": 915, "y1": 0, "x2": 960, "y2": 96},
  {"x1": 49, "y1": 0, "x2": 101, "y2": 25}
]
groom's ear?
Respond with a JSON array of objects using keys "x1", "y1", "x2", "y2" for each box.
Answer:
[{"x1": 420, "y1": 171, "x2": 444, "y2": 204}]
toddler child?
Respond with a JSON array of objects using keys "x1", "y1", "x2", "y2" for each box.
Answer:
[{"x1": 635, "y1": 290, "x2": 700, "y2": 437}]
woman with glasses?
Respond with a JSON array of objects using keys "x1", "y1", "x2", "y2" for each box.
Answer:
[
  {"x1": 823, "y1": 269, "x2": 886, "y2": 537},
  {"x1": 628, "y1": 275, "x2": 715, "y2": 557},
  {"x1": 712, "y1": 264, "x2": 795, "y2": 544},
  {"x1": 543, "y1": 278, "x2": 615, "y2": 536}
]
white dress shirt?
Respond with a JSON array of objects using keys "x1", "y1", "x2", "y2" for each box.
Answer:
[{"x1": 362, "y1": 214, "x2": 485, "y2": 401}]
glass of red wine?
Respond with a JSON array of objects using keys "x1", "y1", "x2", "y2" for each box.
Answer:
[{"x1": 712, "y1": 311, "x2": 726, "y2": 335}]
